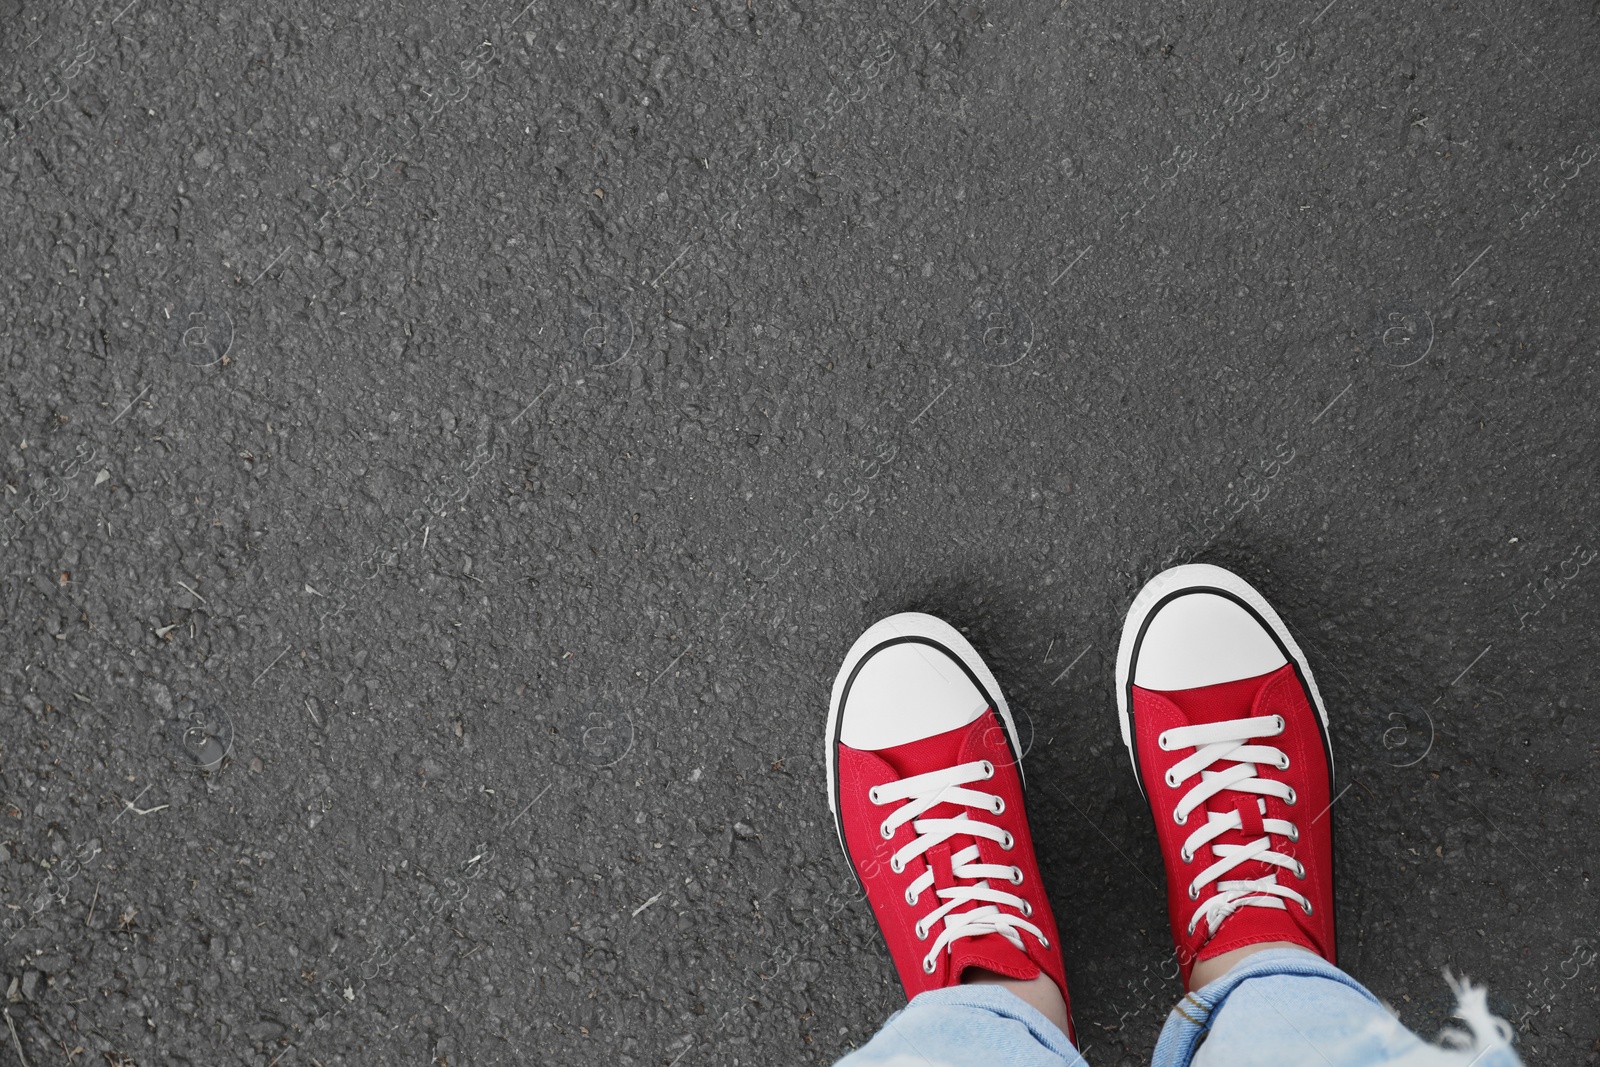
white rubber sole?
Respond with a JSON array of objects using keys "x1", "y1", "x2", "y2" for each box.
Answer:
[
  {"x1": 825, "y1": 612, "x2": 1019, "y2": 853},
  {"x1": 1114, "y1": 564, "x2": 1332, "y2": 795}
]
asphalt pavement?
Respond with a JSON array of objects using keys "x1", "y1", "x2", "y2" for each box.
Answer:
[{"x1": 1, "y1": 1, "x2": 1597, "y2": 1064}]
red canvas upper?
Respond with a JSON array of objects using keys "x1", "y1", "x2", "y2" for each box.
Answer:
[
  {"x1": 1131, "y1": 663, "x2": 1335, "y2": 985},
  {"x1": 836, "y1": 708, "x2": 1073, "y2": 1041}
]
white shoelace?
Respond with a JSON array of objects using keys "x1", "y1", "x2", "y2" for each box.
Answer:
[
  {"x1": 1158, "y1": 715, "x2": 1311, "y2": 940},
  {"x1": 870, "y1": 759, "x2": 1048, "y2": 975}
]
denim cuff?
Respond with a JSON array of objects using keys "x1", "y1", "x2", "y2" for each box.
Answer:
[
  {"x1": 906, "y1": 985, "x2": 1082, "y2": 1061},
  {"x1": 1153, "y1": 948, "x2": 1381, "y2": 1066}
]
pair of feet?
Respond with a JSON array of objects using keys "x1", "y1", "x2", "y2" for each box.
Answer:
[{"x1": 825, "y1": 564, "x2": 1336, "y2": 1045}]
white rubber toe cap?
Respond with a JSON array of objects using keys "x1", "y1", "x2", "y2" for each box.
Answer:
[
  {"x1": 1132, "y1": 591, "x2": 1287, "y2": 691},
  {"x1": 838, "y1": 639, "x2": 989, "y2": 750}
]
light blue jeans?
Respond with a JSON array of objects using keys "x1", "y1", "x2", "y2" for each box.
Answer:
[{"x1": 836, "y1": 949, "x2": 1523, "y2": 1067}]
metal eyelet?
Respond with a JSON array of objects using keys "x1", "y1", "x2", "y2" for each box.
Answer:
[
  {"x1": 880, "y1": 822, "x2": 894, "y2": 840},
  {"x1": 1273, "y1": 715, "x2": 1285, "y2": 733},
  {"x1": 1000, "y1": 831, "x2": 1015, "y2": 851},
  {"x1": 906, "y1": 888, "x2": 917, "y2": 905},
  {"x1": 1021, "y1": 900, "x2": 1033, "y2": 917},
  {"x1": 1173, "y1": 810, "x2": 1188, "y2": 826},
  {"x1": 1188, "y1": 884, "x2": 1200, "y2": 901},
  {"x1": 1040, "y1": 936, "x2": 1050, "y2": 949},
  {"x1": 1277, "y1": 755, "x2": 1290, "y2": 770},
  {"x1": 980, "y1": 760, "x2": 995, "y2": 779},
  {"x1": 1179, "y1": 847, "x2": 1192, "y2": 863},
  {"x1": 869, "y1": 786, "x2": 884, "y2": 804},
  {"x1": 1284, "y1": 787, "x2": 1298, "y2": 806},
  {"x1": 922, "y1": 957, "x2": 937, "y2": 974},
  {"x1": 1302, "y1": 900, "x2": 1314, "y2": 916},
  {"x1": 1009, "y1": 867, "x2": 1024, "y2": 885},
  {"x1": 1294, "y1": 861, "x2": 1306, "y2": 880},
  {"x1": 1165, "y1": 770, "x2": 1180, "y2": 788},
  {"x1": 890, "y1": 857, "x2": 904, "y2": 874},
  {"x1": 991, "y1": 797, "x2": 1006, "y2": 815},
  {"x1": 1288, "y1": 825, "x2": 1300, "y2": 842},
  {"x1": 1158, "y1": 732, "x2": 1172, "y2": 750},
  {"x1": 914, "y1": 921, "x2": 927, "y2": 940}
]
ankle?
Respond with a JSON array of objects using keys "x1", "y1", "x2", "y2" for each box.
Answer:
[
  {"x1": 963, "y1": 968, "x2": 1073, "y2": 1040},
  {"x1": 1187, "y1": 940, "x2": 1313, "y2": 990}
]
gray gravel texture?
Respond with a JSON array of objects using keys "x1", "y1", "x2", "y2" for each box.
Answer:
[{"x1": 1, "y1": 0, "x2": 1597, "y2": 1064}]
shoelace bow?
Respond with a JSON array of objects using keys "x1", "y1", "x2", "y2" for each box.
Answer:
[
  {"x1": 870, "y1": 759, "x2": 1048, "y2": 974},
  {"x1": 1159, "y1": 714, "x2": 1311, "y2": 940}
]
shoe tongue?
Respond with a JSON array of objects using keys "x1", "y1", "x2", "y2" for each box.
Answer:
[
  {"x1": 1195, "y1": 901, "x2": 1307, "y2": 961},
  {"x1": 950, "y1": 930, "x2": 1041, "y2": 984}
]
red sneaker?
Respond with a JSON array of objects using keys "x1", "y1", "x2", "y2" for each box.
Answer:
[
  {"x1": 827, "y1": 613, "x2": 1073, "y2": 1039},
  {"x1": 1115, "y1": 564, "x2": 1337, "y2": 987}
]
